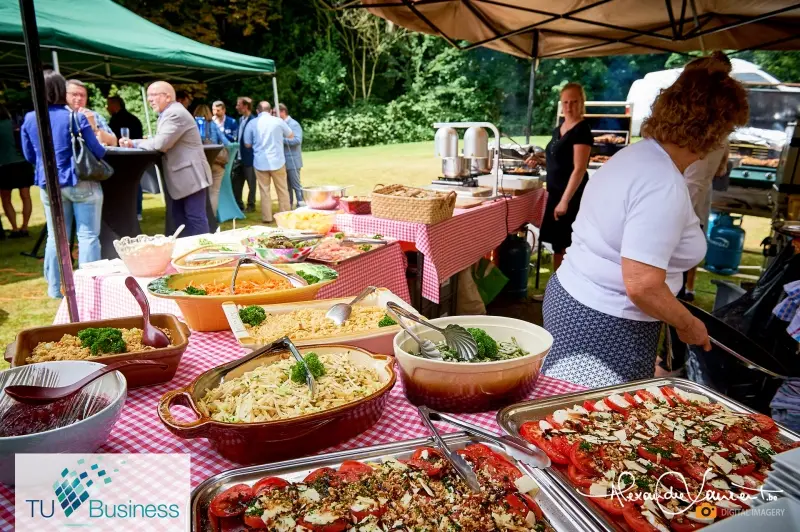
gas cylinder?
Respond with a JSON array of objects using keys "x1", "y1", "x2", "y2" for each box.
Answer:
[
  {"x1": 497, "y1": 232, "x2": 532, "y2": 299},
  {"x1": 704, "y1": 213, "x2": 745, "y2": 275}
]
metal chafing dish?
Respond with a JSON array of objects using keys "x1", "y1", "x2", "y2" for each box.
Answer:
[
  {"x1": 496, "y1": 377, "x2": 800, "y2": 532},
  {"x1": 191, "y1": 432, "x2": 602, "y2": 531}
]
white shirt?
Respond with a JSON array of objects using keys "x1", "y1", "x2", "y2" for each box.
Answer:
[
  {"x1": 556, "y1": 139, "x2": 707, "y2": 321},
  {"x1": 683, "y1": 142, "x2": 727, "y2": 227},
  {"x1": 245, "y1": 112, "x2": 292, "y2": 171}
]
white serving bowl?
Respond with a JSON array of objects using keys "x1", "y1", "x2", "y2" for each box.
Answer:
[
  {"x1": 393, "y1": 315, "x2": 552, "y2": 413},
  {"x1": 0, "y1": 361, "x2": 127, "y2": 486}
]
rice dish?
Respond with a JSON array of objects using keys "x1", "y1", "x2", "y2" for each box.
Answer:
[
  {"x1": 27, "y1": 327, "x2": 171, "y2": 363},
  {"x1": 196, "y1": 352, "x2": 384, "y2": 422}
]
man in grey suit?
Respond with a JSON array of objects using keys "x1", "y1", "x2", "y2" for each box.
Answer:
[
  {"x1": 120, "y1": 81, "x2": 212, "y2": 236},
  {"x1": 278, "y1": 104, "x2": 304, "y2": 208}
]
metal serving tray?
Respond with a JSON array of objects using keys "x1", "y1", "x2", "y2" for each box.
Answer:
[
  {"x1": 191, "y1": 432, "x2": 602, "y2": 532},
  {"x1": 496, "y1": 377, "x2": 800, "y2": 532}
]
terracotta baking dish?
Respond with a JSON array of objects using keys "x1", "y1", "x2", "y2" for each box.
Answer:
[
  {"x1": 5, "y1": 314, "x2": 190, "y2": 388},
  {"x1": 157, "y1": 344, "x2": 396, "y2": 464}
]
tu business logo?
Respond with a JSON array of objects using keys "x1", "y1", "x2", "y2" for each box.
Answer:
[{"x1": 16, "y1": 454, "x2": 189, "y2": 531}]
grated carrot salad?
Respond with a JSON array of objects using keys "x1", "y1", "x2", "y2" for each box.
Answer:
[{"x1": 186, "y1": 278, "x2": 290, "y2": 296}]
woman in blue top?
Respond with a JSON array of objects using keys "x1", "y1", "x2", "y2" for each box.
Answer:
[
  {"x1": 21, "y1": 70, "x2": 106, "y2": 298},
  {"x1": 193, "y1": 104, "x2": 229, "y2": 214}
]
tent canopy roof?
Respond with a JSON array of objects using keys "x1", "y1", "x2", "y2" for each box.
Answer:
[
  {"x1": 0, "y1": 0, "x2": 275, "y2": 85},
  {"x1": 356, "y1": 0, "x2": 800, "y2": 59}
]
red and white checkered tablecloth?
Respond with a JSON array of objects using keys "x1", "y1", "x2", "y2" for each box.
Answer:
[
  {"x1": 334, "y1": 189, "x2": 548, "y2": 303},
  {"x1": 53, "y1": 242, "x2": 411, "y2": 324},
  {"x1": 0, "y1": 325, "x2": 582, "y2": 528}
]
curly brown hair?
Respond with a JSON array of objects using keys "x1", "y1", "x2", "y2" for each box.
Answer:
[{"x1": 641, "y1": 53, "x2": 748, "y2": 156}]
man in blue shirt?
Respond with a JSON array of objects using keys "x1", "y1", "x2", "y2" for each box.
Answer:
[
  {"x1": 232, "y1": 96, "x2": 257, "y2": 212},
  {"x1": 278, "y1": 104, "x2": 305, "y2": 208},
  {"x1": 212, "y1": 101, "x2": 237, "y2": 143},
  {"x1": 244, "y1": 101, "x2": 294, "y2": 223}
]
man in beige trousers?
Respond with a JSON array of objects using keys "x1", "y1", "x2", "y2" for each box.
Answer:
[{"x1": 244, "y1": 101, "x2": 294, "y2": 222}]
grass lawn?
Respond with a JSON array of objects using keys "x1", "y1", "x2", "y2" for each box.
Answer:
[{"x1": 0, "y1": 138, "x2": 772, "y2": 369}]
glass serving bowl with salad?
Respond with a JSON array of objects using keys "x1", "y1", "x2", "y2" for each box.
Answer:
[{"x1": 243, "y1": 234, "x2": 320, "y2": 264}]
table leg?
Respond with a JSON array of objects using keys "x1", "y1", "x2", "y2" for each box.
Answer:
[
  {"x1": 449, "y1": 272, "x2": 459, "y2": 316},
  {"x1": 415, "y1": 251, "x2": 424, "y2": 311}
]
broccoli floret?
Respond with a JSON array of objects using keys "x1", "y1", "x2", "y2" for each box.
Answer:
[
  {"x1": 467, "y1": 328, "x2": 499, "y2": 360},
  {"x1": 239, "y1": 305, "x2": 266, "y2": 327},
  {"x1": 183, "y1": 285, "x2": 207, "y2": 295},
  {"x1": 334, "y1": 232, "x2": 345, "y2": 240},
  {"x1": 378, "y1": 314, "x2": 397, "y2": 327},
  {"x1": 77, "y1": 327, "x2": 126, "y2": 356},
  {"x1": 358, "y1": 244, "x2": 372, "y2": 252},
  {"x1": 373, "y1": 234, "x2": 383, "y2": 239},
  {"x1": 296, "y1": 271, "x2": 320, "y2": 284},
  {"x1": 290, "y1": 353, "x2": 326, "y2": 384}
]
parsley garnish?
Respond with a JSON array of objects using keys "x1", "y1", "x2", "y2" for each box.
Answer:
[{"x1": 579, "y1": 441, "x2": 594, "y2": 452}]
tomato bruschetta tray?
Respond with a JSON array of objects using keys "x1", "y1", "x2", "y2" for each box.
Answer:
[
  {"x1": 191, "y1": 432, "x2": 603, "y2": 531},
  {"x1": 497, "y1": 377, "x2": 800, "y2": 532}
]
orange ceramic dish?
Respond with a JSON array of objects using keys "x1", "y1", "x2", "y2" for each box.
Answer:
[
  {"x1": 157, "y1": 344, "x2": 396, "y2": 464},
  {"x1": 6, "y1": 314, "x2": 190, "y2": 388}
]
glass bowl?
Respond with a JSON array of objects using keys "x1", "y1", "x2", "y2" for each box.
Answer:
[{"x1": 113, "y1": 234, "x2": 176, "y2": 277}]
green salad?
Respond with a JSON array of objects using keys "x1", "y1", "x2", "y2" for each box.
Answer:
[
  {"x1": 416, "y1": 327, "x2": 530, "y2": 362},
  {"x1": 247, "y1": 234, "x2": 319, "y2": 250}
]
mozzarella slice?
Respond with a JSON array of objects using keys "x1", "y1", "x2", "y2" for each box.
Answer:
[
  {"x1": 607, "y1": 394, "x2": 631, "y2": 409},
  {"x1": 569, "y1": 405, "x2": 589, "y2": 416},
  {"x1": 710, "y1": 453, "x2": 734, "y2": 474},
  {"x1": 594, "y1": 400, "x2": 611, "y2": 412},
  {"x1": 645, "y1": 386, "x2": 667, "y2": 401},
  {"x1": 304, "y1": 511, "x2": 340, "y2": 525},
  {"x1": 514, "y1": 475, "x2": 540, "y2": 497},
  {"x1": 420, "y1": 449, "x2": 429, "y2": 460},
  {"x1": 539, "y1": 420, "x2": 554, "y2": 431},
  {"x1": 298, "y1": 487, "x2": 320, "y2": 503},
  {"x1": 261, "y1": 503, "x2": 292, "y2": 521},
  {"x1": 551, "y1": 409, "x2": 572, "y2": 425}
]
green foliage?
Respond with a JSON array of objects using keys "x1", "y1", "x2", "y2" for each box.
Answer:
[
  {"x1": 77, "y1": 327, "x2": 126, "y2": 356},
  {"x1": 290, "y1": 352, "x2": 325, "y2": 384},
  {"x1": 297, "y1": 48, "x2": 347, "y2": 117},
  {"x1": 183, "y1": 286, "x2": 207, "y2": 296},
  {"x1": 238, "y1": 305, "x2": 267, "y2": 326},
  {"x1": 292, "y1": 263, "x2": 339, "y2": 284}
]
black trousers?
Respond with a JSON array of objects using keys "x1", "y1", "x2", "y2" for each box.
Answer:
[{"x1": 231, "y1": 161, "x2": 257, "y2": 209}]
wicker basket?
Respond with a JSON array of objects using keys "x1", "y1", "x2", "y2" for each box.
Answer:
[{"x1": 371, "y1": 184, "x2": 457, "y2": 225}]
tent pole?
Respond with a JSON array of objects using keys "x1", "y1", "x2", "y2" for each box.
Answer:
[
  {"x1": 20, "y1": 0, "x2": 79, "y2": 321},
  {"x1": 51, "y1": 50, "x2": 59, "y2": 73},
  {"x1": 272, "y1": 76, "x2": 279, "y2": 113},
  {"x1": 525, "y1": 31, "x2": 539, "y2": 144},
  {"x1": 141, "y1": 83, "x2": 166, "y2": 206}
]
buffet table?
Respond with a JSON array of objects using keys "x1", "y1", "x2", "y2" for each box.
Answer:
[
  {"x1": 333, "y1": 189, "x2": 547, "y2": 304},
  {"x1": 53, "y1": 242, "x2": 411, "y2": 323},
  {"x1": 0, "y1": 321, "x2": 581, "y2": 528}
]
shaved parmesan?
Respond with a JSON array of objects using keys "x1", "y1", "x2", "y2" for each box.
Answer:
[
  {"x1": 748, "y1": 436, "x2": 772, "y2": 450},
  {"x1": 682, "y1": 420, "x2": 695, "y2": 427},
  {"x1": 662, "y1": 418, "x2": 676, "y2": 431},
  {"x1": 614, "y1": 429, "x2": 628, "y2": 442},
  {"x1": 591, "y1": 411, "x2": 612, "y2": 419},
  {"x1": 726, "y1": 474, "x2": 745, "y2": 487},
  {"x1": 673, "y1": 426, "x2": 686, "y2": 443},
  {"x1": 710, "y1": 479, "x2": 730, "y2": 490},
  {"x1": 589, "y1": 483, "x2": 609, "y2": 496},
  {"x1": 642, "y1": 510, "x2": 670, "y2": 532},
  {"x1": 710, "y1": 454, "x2": 734, "y2": 474},
  {"x1": 400, "y1": 492, "x2": 412, "y2": 507},
  {"x1": 603, "y1": 470, "x2": 616, "y2": 480},
  {"x1": 350, "y1": 497, "x2": 377, "y2": 512},
  {"x1": 580, "y1": 435, "x2": 602, "y2": 444},
  {"x1": 624, "y1": 460, "x2": 648, "y2": 474},
  {"x1": 525, "y1": 510, "x2": 537, "y2": 526}
]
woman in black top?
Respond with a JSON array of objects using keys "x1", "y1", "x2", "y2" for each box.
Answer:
[{"x1": 535, "y1": 83, "x2": 592, "y2": 270}]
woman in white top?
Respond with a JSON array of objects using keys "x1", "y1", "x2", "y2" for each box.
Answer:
[{"x1": 541, "y1": 52, "x2": 750, "y2": 388}]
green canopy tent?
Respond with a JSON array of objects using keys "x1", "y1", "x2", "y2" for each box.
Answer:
[
  {"x1": 9, "y1": 0, "x2": 277, "y2": 322},
  {"x1": 0, "y1": 0, "x2": 275, "y2": 84}
]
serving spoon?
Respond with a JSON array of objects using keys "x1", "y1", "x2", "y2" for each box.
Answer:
[
  {"x1": 325, "y1": 286, "x2": 376, "y2": 326},
  {"x1": 385, "y1": 302, "x2": 478, "y2": 361},
  {"x1": 4, "y1": 360, "x2": 167, "y2": 405},
  {"x1": 125, "y1": 276, "x2": 170, "y2": 348}
]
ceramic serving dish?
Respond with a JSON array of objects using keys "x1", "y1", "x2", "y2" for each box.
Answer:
[
  {"x1": 222, "y1": 288, "x2": 420, "y2": 354},
  {"x1": 243, "y1": 236, "x2": 319, "y2": 264},
  {"x1": 393, "y1": 315, "x2": 552, "y2": 413},
  {"x1": 157, "y1": 344, "x2": 396, "y2": 464},
  {"x1": 5, "y1": 314, "x2": 190, "y2": 388},
  {"x1": 147, "y1": 264, "x2": 336, "y2": 332},
  {"x1": 0, "y1": 361, "x2": 127, "y2": 485}
]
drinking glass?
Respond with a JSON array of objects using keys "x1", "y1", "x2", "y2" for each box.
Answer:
[{"x1": 121, "y1": 127, "x2": 130, "y2": 141}]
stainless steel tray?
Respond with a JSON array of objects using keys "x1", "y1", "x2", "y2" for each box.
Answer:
[
  {"x1": 497, "y1": 377, "x2": 800, "y2": 532},
  {"x1": 191, "y1": 432, "x2": 601, "y2": 532}
]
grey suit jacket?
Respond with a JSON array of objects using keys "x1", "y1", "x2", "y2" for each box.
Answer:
[
  {"x1": 283, "y1": 116, "x2": 303, "y2": 170},
  {"x1": 136, "y1": 102, "x2": 212, "y2": 200}
]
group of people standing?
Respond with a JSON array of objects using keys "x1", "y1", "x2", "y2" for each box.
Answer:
[
  {"x1": 181, "y1": 94, "x2": 305, "y2": 222},
  {"x1": 534, "y1": 52, "x2": 748, "y2": 388},
  {"x1": 17, "y1": 70, "x2": 306, "y2": 299}
]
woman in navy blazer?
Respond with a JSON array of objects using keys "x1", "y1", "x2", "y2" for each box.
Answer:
[{"x1": 21, "y1": 70, "x2": 106, "y2": 298}]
